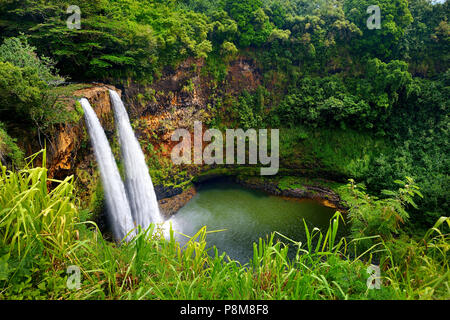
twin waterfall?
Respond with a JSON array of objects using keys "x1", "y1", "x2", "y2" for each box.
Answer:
[{"x1": 80, "y1": 90, "x2": 162, "y2": 241}]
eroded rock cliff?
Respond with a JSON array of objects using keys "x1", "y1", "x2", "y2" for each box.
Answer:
[{"x1": 47, "y1": 84, "x2": 119, "y2": 181}]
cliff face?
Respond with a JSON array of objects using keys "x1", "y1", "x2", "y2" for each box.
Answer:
[
  {"x1": 121, "y1": 56, "x2": 260, "y2": 117},
  {"x1": 47, "y1": 84, "x2": 119, "y2": 181},
  {"x1": 118, "y1": 56, "x2": 261, "y2": 148}
]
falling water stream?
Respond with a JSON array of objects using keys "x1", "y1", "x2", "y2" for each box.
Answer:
[
  {"x1": 80, "y1": 98, "x2": 136, "y2": 241},
  {"x1": 81, "y1": 91, "x2": 163, "y2": 242},
  {"x1": 109, "y1": 90, "x2": 163, "y2": 230}
]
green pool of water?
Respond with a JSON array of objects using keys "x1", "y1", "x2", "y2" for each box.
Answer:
[{"x1": 170, "y1": 179, "x2": 343, "y2": 263}]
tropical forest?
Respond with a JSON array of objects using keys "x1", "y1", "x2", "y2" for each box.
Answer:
[{"x1": 0, "y1": 0, "x2": 448, "y2": 302}]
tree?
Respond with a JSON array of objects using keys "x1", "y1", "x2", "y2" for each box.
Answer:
[
  {"x1": 344, "y1": 0, "x2": 413, "y2": 59},
  {"x1": 0, "y1": 36, "x2": 70, "y2": 130},
  {"x1": 224, "y1": 0, "x2": 274, "y2": 47},
  {"x1": 396, "y1": 0, "x2": 450, "y2": 76}
]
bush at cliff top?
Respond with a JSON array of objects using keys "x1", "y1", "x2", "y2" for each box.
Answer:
[{"x1": 0, "y1": 36, "x2": 78, "y2": 131}]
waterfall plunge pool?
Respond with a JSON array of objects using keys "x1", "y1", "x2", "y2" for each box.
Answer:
[{"x1": 168, "y1": 178, "x2": 347, "y2": 264}]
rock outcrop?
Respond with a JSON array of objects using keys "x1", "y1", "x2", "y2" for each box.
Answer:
[
  {"x1": 47, "y1": 84, "x2": 119, "y2": 181},
  {"x1": 235, "y1": 176, "x2": 347, "y2": 211}
]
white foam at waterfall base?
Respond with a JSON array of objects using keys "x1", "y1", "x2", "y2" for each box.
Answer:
[
  {"x1": 80, "y1": 98, "x2": 136, "y2": 241},
  {"x1": 109, "y1": 90, "x2": 163, "y2": 230}
]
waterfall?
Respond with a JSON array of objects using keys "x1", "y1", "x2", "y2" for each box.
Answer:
[
  {"x1": 80, "y1": 98, "x2": 136, "y2": 241},
  {"x1": 109, "y1": 90, "x2": 163, "y2": 230}
]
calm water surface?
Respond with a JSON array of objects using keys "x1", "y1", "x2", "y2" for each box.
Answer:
[{"x1": 170, "y1": 179, "x2": 343, "y2": 263}]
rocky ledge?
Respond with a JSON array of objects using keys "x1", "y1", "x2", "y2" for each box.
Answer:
[
  {"x1": 158, "y1": 186, "x2": 196, "y2": 219},
  {"x1": 234, "y1": 175, "x2": 348, "y2": 212}
]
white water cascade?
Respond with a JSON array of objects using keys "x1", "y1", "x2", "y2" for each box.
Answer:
[
  {"x1": 109, "y1": 90, "x2": 163, "y2": 230},
  {"x1": 80, "y1": 98, "x2": 136, "y2": 241}
]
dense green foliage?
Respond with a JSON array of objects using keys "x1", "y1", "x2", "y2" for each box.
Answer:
[
  {"x1": 0, "y1": 0, "x2": 212, "y2": 81},
  {"x1": 0, "y1": 36, "x2": 64, "y2": 127},
  {"x1": 0, "y1": 124, "x2": 24, "y2": 167},
  {"x1": 0, "y1": 35, "x2": 85, "y2": 136},
  {"x1": 1, "y1": 0, "x2": 446, "y2": 79},
  {"x1": 270, "y1": 58, "x2": 413, "y2": 129}
]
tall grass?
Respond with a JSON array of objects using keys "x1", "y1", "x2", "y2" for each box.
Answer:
[{"x1": 0, "y1": 150, "x2": 78, "y2": 261}]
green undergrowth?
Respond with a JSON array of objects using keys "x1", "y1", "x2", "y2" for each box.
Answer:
[
  {"x1": 0, "y1": 151, "x2": 448, "y2": 300},
  {"x1": 0, "y1": 124, "x2": 24, "y2": 168},
  {"x1": 278, "y1": 127, "x2": 389, "y2": 179}
]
